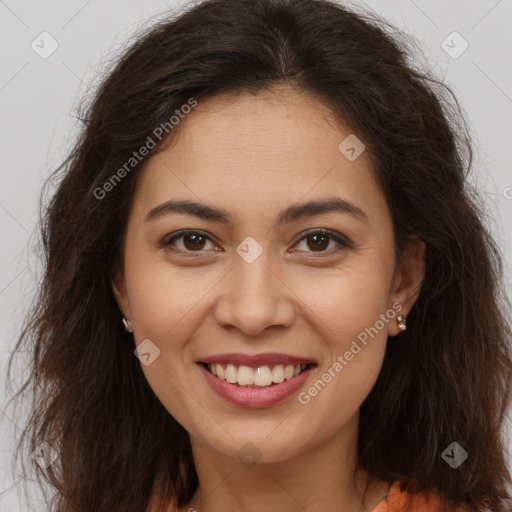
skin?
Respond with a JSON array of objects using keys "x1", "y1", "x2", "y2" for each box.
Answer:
[{"x1": 112, "y1": 85, "x2": 426, "y2": 512}]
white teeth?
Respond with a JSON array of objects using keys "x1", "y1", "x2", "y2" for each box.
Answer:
[
  {"x1": 207, "y1": 363, "x2": 308, "y2": 387},
  {"x1": 237, "y1": 365, "x2": 254, "y2": 385},
  {"x1": 272, "y1": 364, "x2": 285, "y2": 383},
  {"x1": 254, "y1": 366, "x2": 273, "y2": 386},
  {"x1": 284, "y1": 365, "x2": 295, "y2": 380},
  {"x1": 225, "y1": 363, "x2": 238, "y2": 383}
]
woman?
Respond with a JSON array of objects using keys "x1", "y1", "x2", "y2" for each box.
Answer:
[{"x1": 6, "y1": 0, "x2": 512, "y2": 510}]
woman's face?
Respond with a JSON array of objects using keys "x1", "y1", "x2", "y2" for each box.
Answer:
[{"x1": 113, "y1": 86, "x2": 424, "y2": 464}]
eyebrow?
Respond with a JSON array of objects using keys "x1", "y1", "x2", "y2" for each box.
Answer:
[{"x1": 144, "y1": 196, "x2": 369, "y2": 227}]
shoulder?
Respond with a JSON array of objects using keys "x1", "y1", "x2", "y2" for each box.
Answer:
[{"x1": 372, "y1": 480, "x2": 472, "y2": 512}]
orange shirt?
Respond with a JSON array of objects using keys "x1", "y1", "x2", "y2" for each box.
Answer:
[
  {"x1": 373, "y1": 480, "x2": 469, "y2": 512},
  {"x1": 162, "y1": 480, "x2": 470, "y2": 511}
]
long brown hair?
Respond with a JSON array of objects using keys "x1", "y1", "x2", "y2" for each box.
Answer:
[{"x1": 5, "y1": 0, "x2": 512, "y2": 510}]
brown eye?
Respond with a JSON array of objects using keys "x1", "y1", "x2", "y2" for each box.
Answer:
[
  {"x1": 164, "y1": 231, "x2": 216, "y2": 254},
  {"x1": 163, "y1": 229, "x2": 351, "y2": 258},
  {"x1": 294, "y1": 229, "x2": 351, "y2": 255},
  {"x1": 305, "y1": 233, "x2": 330, "y2": 251},
  {"x1": 181, "y1": 233, "x2": 207, "y2": 251}
]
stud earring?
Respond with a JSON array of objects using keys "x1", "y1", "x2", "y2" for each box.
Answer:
[
  {"x1": 396, "y1": 314, "x2": 407, "y2": 331},
  {"x1": 122, "y1": 317, "x2": 133, "y2": 333}
]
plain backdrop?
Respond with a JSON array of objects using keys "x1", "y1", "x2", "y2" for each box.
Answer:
[{"x1": 1, "y1": 0, "x2": 511, "y2": 509}]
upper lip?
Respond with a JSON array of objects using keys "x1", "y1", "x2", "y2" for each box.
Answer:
[{"x1": 198, "y1": 352, "x2": 317, "y2": 367}]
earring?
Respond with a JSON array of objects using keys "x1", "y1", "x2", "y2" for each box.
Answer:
[
  {"x1": 122, "y1": 317, "x2": 133, "y2": 333},
  {"x1": 396, "y1": 314, "x2": 407, "y2": 331}
]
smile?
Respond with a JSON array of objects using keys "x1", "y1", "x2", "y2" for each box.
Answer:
[
  {"x1": 197, "y1": 354, "x2": 317, "y2": 408},
  {"x1": 204, "y1": 362, "x2": 311, "y2": 388}
]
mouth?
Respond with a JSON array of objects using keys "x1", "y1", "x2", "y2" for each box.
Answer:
[
  {"x1": 196, "y1": 353, "x2": 318, "y2": 407},
  {"x1": 198, "y1": 361, "x2": 316, "y2": 388}
]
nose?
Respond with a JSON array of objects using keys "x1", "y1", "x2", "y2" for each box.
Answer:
[{"x1": 213, "y1": 249, "x2": 295, "y2": 336}]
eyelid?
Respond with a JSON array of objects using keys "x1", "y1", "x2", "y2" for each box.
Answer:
[
  {"x1": 293, "y1": 228, "x2": 353, "y2": 249},
  {"x1": 162, "y1": 228, "x2": 353, "y2": 256},
  {"x1": 162, "y1": 229, "x2": 218, "y2": 256}
]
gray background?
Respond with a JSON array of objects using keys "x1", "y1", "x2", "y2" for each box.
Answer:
[{"x1": 1, "y1": 0, "x2": 511, "y2": 509}]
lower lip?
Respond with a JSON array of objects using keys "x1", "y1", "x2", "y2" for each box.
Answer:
[{"x1": 197, "y1": 363, "x2": 316, "y2": 408}]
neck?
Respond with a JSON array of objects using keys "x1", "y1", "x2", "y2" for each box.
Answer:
[{"x1": 180, "y1": 413, "x2": 389, "y2": 512}]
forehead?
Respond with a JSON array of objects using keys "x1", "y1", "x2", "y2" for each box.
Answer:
[{"x1": 132, "y1": 87, "x2": 389, "y2": 227}]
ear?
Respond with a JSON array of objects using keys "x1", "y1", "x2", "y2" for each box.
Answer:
[
  {"x1": 111, "y1": 263, "x2": 131, "y2": 321},
  {"x1": 387, "y1": 236, "x2": 426, "y2": 337}
]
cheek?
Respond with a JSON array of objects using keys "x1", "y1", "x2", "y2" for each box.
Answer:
[
  {"x1": 124, "y1": 259, "x2": 210, "y2": 429},
  {"x1": 293, "y1": 262, "x2": 392, "y2": 342},
  {"x1": 292, "y1": 267, "x2": 391, "y2": 409},
  {"x1": 125, "y1": 251, "x2": 211, "y2": 346}
]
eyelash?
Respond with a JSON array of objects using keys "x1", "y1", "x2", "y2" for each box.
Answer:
[{"x1": 162, "y1": 229, "x2": 353, "y2": 258}]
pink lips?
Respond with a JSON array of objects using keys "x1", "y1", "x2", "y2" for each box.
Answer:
[
  {"x1": 196, "y1": 353, "x2": 317, "y2": 408},
  {"x1": 198, "y1": 352, "x2": 316, "y2": 367}
]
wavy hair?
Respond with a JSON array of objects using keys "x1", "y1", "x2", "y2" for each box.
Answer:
[{"x1": 5, "y1": 0, "x2": 512, "y2": 510}]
